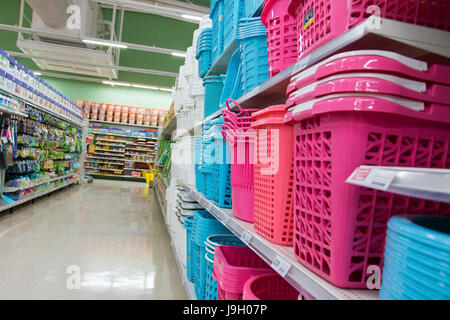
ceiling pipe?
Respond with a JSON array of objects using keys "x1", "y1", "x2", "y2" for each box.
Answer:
[
  {"x1": 0, "y1": 23, "x2": 187, "y2": 56},
  {"x1": 7, "y1": 51, "x2": 179, "y2": 77}
]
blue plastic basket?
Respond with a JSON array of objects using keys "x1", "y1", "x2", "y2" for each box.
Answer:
[
  {"x1": 192, "y1": 210, "x2": 231, "y2": 299},
  {"x1": 210, "y1": 0, "x2": 224, "y2": 64},
  {"x1": 210, "y1": 130, "x2": 232, "y2": 208},
  {"x1": 194, "y1": 136, "x2": 204, "y2": 193},
  {"x1": 237, "y1": 18, "x2": 269, "y2": 94},
  {"x1": 220, "y1": 49, "x2": 243, "y2": 106},
  {"x1": 223, "y1": 0, "x2": 245, "y2": 50},
  {"x1": 203, "y1": 235, "x2": 245, "y2": 300},
  {"x1": 380, "y1": 216, "x2": 450, "y2": 300},
  {"x1": 203, "y1": 75, "x2": 226, "y2": 118},
  {"x1": 245, "y1": 0, "x2": 263, "y2": 17},
  {"x1": 184, "y1": 216, "x2": 195, "y2": 282},
  {"x1": 198, "y1": 51, "x2": 212, "y2": 78}
]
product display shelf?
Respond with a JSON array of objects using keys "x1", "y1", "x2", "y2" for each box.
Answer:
[
  {"x1": 159, "y1": 116, "x2": 177, "y2": 140},
  {"x1": 0, "y1": 178, "x2": 77, "y2": 213},
  {"x1": 85, "y1": 167, "x2": 123, "y2": 172},
  {"x1": 154, "y1": 183, "x2": 196, "y2": 300},
  {"x1": 125, "y1": 159, "x2": 153, "y2": 164},
  {"x1": 86, "y1": 155, "x2": 125, "y2": 162},
  {"x1": 91, "y1": 152, "x2": 124, "y2": 158},
  {"x1": 88, "y1": 173, "x2": 146, "y2": 182},
  {"x1": 95, "y1": 149, "x2": 125, "y2": 154},
  {"x1": 178, "y1": 179, "x2": 380, "y2": 301},
  {"x1": 96, "y1": 142, "x2": 126, "y2": 148},
  {"x1": 85, "y1": 160, "x2": 124, "y2": 166},
  {"x1": 125, "y1": 148, "x2": 155, "y2": 152},
  {"x1": 89, "y1": 119, "x2": 160, "y2": 129},
  {"x1": 0, "y1": 103, "x2": 28, "y2": 118},
  {"x1": 97, "y1": 138, "x2": 128, "y2": 144},
  {"x1": 346, "y1": 166, "x2": 450, "y2": 204},
  {"x1": 126, "y1": 142, "x2": 156, "y2": 147},
  {"x1": 0, "y1": 88, "x2": 84, "y2": 127},
  {"x1": 3, "y1": 172, "x2": 75, "y2": 193},
  {"x1": 89, "y1": 131, "x2": 158, "y2": 140}
]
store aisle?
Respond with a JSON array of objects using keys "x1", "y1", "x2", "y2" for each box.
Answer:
[{"x1": 0, "y1": 180, "x2": 187, "y2": 300}]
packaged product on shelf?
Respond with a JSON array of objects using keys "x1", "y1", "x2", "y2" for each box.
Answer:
[{"x1": 114, "y1": 105, "x2": 122, "y2": 123}]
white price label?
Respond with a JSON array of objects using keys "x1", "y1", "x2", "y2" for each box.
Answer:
[
  {"x1": 271, "y1": 255, "x2": 292, "y2": 277},
  {"x1": 291, "y1": 55, "x2": 311, "y2": 76},
  {"x1": 221, "y1": 214, "x2": 230, "y2": 226},
  {"x1": 241, "y1": 231, "x2": 252, "y2": 245},
  {"x1": 350, "y1": 168, "x2": 396, "y2": 191}
]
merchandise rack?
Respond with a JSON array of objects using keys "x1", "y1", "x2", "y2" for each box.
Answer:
[
  {"x1": 89, "y1": 131, "x2": 157, "y2": 140},
  {"x1": 0, "y1": 178, "x2": 77, "y2": 213},
  {"x1": 178, "y1": 179, "x2": 379, "y2": 301},
  {"x1": 88, "y1": 173, "x2": 146, "y2": 182},
  {"x1": 159, "y1": 116, "x2": 177, "y2": 140},
  {"x1": 89, "y1": 119, "x2": 160, "y2": 129},
  {"x1": 154, "y1": 182, "x2": 196, "y2": 300},
  {"x1": 346, "y1": 166, "x2": 450, "y2": 204},
  {"x1": 0, "y1": 103, "x2": 28, "y2": 117},
  {"x1": 3, "y1": 172, "x2": 75, "y2": 193}
]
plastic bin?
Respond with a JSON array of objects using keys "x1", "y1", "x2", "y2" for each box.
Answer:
[
  {"x1": 213, "y1": 245, "x2": 273, "y2": 300},
  {"x1": 285, "y1": 94, "x2": 450, "y2": 288},
  {"x1": 250, "y1": 105, "x2": 294, "y2": 245},
  {"x1": 203, "y1": 75, "x2": 226, "y2": 118},
  {"x1": 261, "y1": 0, "x2": 298, "y2": 77},
  {"x1": 243, "y1": 273, "x2": 300, "y2": 300},
  {"x1": 222, "y1": 99, "x2": 260, "y2": 222},
  {"x1": 380, "y1": 216, "x2": 450, "y2": 300},
  {"x1": 196, "y1": 28, "x2": 213, "y2": 78},
  {"x1": 220, "y1": 49, "x2": 243, "y2": 106},
  {"x1": 245, "y1": 0, "x2": 263, "y2": 17},
  {"x1": 223, "y1": 0, "x2": 245, "y2": 49},
  {"x1": 287, "y1": 0, "x2": 450, "y2": 60},
  {"x1": 210, "y1": 0, "x2": 224, "y2": 63},
  {"x1": 203, "y1": 235, "x2": 245, "y2": 300},
  {"x1": 237, "y1": 18, "x2": 269, "y2": 94}
]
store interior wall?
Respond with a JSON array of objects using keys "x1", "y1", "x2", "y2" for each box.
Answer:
[{"x1": 42, "y1": 76, "x2": 172, "y2": 109}]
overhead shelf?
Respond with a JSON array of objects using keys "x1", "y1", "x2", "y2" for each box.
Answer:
[
  {"x1": 89, "y1": 119, "x2": 160, "y2": 129},
  {"x1": 346, "y1": 166, "x2": 450, "y2": 203},
  {"x1": 154, "y1": 184, "x2": 196, "y2": 300},
  {"x1": 177, "y1": 179, "x2": 379, "y2": 300}
]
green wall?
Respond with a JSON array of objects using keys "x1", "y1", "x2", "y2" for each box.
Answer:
[{"x1": 42, "y1": 77, "x2": 172, "y2": 110}]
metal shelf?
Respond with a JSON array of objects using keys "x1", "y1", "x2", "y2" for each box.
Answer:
[
  {"x1": 95, "y1": 142, "x2": 126, "y2": 148},
  {"x1": 86, "y1": 155, "x2": 125, "y2": 161},
  {"x1": 0, "y1": 179, "x2": 76, "y2": 213},
  {"x1": 3, "y1": 173, "x2": 75, "y2": 193},
  {"x1": 159, "y1": 116, "x2": 177, "y2": 140},
  {"x1": 346, "y1": 166, "x2": 450, "y2": 203},
  {"x1": 89, "y1": 119, "x2": 160, "y2": 129},
  {"x1": 95, "y1": 148, "x2": 125, "y2": 154},
  {"x1": 154, "y1": 184, "x2": 196, "y2": 300},
  {"x1": 205, "y1": 41, "x2": 238, "y2": 77},
  {"x1": 124, "y1": 159, "x2": 154, "y2": 164},
  {"x1": 85, "y1": 167, "x2": 123, "y2": 172},
  {"x1": 84, "y1": 160, "x2": 124, "y2": 166},
  {"x1": 96, "y1": 138, "x2": 128, "y2": 144},
  {"x1": 89, "y1": 173, "x2": 146, "y2": 181},
  {"x1": 178, "y1": 179, "x2": 379, "y2": 301},
  {"x1": 89, "y1": 131, "x2": 158, "y2": 140},
  {"x1": 0, "y1": 103, "x2": 28, "y2": 117}
]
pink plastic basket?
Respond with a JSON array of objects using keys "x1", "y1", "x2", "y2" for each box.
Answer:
[
  {"x1": 286, "y1": 51, "x2": 450, "y2": 96},
  {"x1": 243, "y1": 273, "x2": 301, "y2": 300},
  {"x1": 251, "y1": 105, "x2": 294, "y2": 246},
  {"x1": 286, "y1": 74, "x2": 450, "y2": 108},
  {"x1": 285, "y1": 95, "x2": 450, "y2": 288},
  {"x1": 261, "y1": 0, "x2": 298, "y2": 77},
  {"x1": 287, "y1": 0, "x2": 450, "y2": 59},
  {"x1": 222, "y1": 99, "x2": 260, "y2": 222},
  {"x1": 213, "y1": 245, "x2": 273, "y2": 299}
]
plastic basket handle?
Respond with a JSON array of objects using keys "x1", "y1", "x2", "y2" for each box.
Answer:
[
  {"x1": 226, "y1": 98, "x2": 244, "y2": 114},
  {"x1": 204, "y1": 252, "x2": 215, "y2": 264},
  {"x1": 221, "y1": 123, "x2": 235, "y2": 145}
]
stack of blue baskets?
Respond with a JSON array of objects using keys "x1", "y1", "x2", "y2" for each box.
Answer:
[
  {"x1": 380, "y1": 216, "x2": 450, "y2": 300},
  {"x1": 191, "y1": 210, "x2": 231, "y2": 299},
  {"x1": 210, "y1": 0, "x2": 224, "y2": 64},
  {"x1": 196, "y1": 28, "x2": 213, "y2": 78},
  {"x1": 223, "y1": 0, "x2": 245, "y2": 50},
  {"x1": 200, "y1": 117, "x2": 232, "y2": 208},
  {"x1": 244, "y1": 0, "x2": 264, "y2": 16},
  {"x1": 184, "y1": 216, "x2": 194, "y2": 282},
  {"x1": 203, "y1": 75, "x2": 226, "y2": 118},
  {"x1": 237, "y1": 17, "x2": 269, "y2": 94},
  {"x1": 203, "y1": 234, "x2": 245, "y2": 300}
]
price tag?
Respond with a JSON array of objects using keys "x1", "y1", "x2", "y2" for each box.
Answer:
[
  {"x1": 241, "y1": 231, "x2": 252, "y2": 245},
  {"x1": 291, "y1": 55, "x2": 311, "y2": 77},
  {"x1": 199, "y1": 197, "x2": 209, "y2": 209},
  {"x1": 350, "y1": 168, "x2": 396, "y2": 191},
  {"x1": 271, "y1": 255, "x2": 292, "y2": 277}
]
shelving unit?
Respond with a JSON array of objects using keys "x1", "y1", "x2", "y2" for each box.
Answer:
[
  {"x1": 154, "y1": 183, "x2": 195, "y2": 300},
  {"x1": 178, "y1": 179, "x2": 379, "y2": 300},
  {"x1": 89, "y1": 119, "x2": 159, "y2": 129},
  {"x1": 3, "y1": 173, "x2": 75, "y2": 193}
]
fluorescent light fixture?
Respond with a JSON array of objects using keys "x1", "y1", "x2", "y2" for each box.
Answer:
[
  {"x1": 132, "y1": 84, "x2": 159, "y2": 90},
  {"x1": 181, "y1": 14, "x2": 203, "y2": 21},
  {"x1": 171, "y1": 52, "x2": 186, "y2": 58},
  {"x1": 159, "y1": 87, "x2": 174, "y2": 92},
  {"x1": 33, "y1": 71, "x2": 42, "y2": 76},
  {"x1": 103, "y1": 81, "x2": 131, "y2": 87},
  {"x1": 83, "y1": 39, "x2": 128, "y2": 49}
]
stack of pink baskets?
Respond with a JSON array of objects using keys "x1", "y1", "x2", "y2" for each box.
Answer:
[
  {"x1": 221, "y1": 99, "x2": 260, "y2": 223},
  {"x1": 284, "y1": 50, "x2": 450, "y2": 288}
]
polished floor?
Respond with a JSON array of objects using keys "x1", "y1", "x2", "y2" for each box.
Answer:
[{"x1": 0, "y1": 180, "x2": 187, "y2": 300}]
